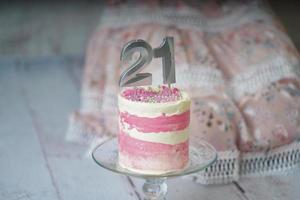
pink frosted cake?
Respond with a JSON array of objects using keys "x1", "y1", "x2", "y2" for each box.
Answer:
[{"x1": 118, "y1": 86, "x2": 191, "y2": 174}]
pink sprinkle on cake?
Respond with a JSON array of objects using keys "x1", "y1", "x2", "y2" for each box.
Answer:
[
  {"x1": 121, "y1": 85, "x2": 182, "y2": 103},
  {"x1": 118, "y1": 86, "x2": 191, "y2": 174}
]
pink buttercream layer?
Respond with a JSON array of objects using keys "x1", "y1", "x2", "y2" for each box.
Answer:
[
  {"x1": 118, "y1": 131, "x2": 189, "y2": 171},
  {"x1": 119, "y1": 131, "x2": 188, "y2": 156},
  {"x1": 120, "y1": 110, "x2": 190, "y2": 133}
]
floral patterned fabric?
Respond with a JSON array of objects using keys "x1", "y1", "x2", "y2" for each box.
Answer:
[
  {"x1": 205, "y1": 0, "x2": 300, "y2": 152},
  {"x1": 239, "y1": 80, "x2": 300, "y2": 152}
]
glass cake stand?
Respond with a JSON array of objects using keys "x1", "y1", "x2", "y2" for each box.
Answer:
[{"x1": 92, "y1": 138, "x2": 217, "y2": 200}]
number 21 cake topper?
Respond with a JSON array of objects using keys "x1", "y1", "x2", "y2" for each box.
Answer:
[{"x1": 119, "y1": 37, "x2": 176, "y2": 87}]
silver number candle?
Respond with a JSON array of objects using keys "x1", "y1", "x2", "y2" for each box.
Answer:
[
  {"x1": 119, "y1": 37, "x2": 175, "y2": 87},
  {"x1": 153, "y1": 37, "x2": 176, "y2": 85}
]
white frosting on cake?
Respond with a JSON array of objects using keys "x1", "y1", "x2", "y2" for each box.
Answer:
[
  {"x1": 118, "y1": 91, "x2": 191, "y2": 117},
  {"x1": 120, "y1": 121, "x2": 189, "y2": 145}
]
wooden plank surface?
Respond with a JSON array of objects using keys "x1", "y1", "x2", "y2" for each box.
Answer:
[
  {"x1": 1, "y1": 57, "x2": 300, "y2": 200},
  {"x1": 0, "y1": 63, "x2": 58, "y2": 200},
  {"x1": 237, "y1": 170, "x2": 300, "y2": 200},
  {"x1": 0, "y1": 57, "x2": 137, "y2": 200}
]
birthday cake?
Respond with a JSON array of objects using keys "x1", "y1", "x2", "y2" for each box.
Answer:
[{"x1": 118, "y1": 86, "x2": 191, "y2": 174}]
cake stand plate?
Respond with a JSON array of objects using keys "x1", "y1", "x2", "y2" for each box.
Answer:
[{"x1": 92, "y1": 138, "x2": 217, "y2": 200}]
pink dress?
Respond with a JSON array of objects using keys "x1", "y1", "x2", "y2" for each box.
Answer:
[{"x1": 67, "y1": 0, "x2": 300, "y2": 184}]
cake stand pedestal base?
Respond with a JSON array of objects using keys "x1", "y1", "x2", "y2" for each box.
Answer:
[{"x1": 143, "y1": 178, "x2": 167, "y2": 200}]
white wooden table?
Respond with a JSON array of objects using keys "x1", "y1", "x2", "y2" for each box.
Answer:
[{"x1": 0, "y1": 56, "x2": 299, "y2": 200}]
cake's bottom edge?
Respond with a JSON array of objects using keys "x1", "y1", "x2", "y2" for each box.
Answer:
[
  {"x1": 118, "y1": 161, "x2": 187, "y2": 175},
  {"x1": 118, "y1": 152, "x2": 189, "y2": 175}
]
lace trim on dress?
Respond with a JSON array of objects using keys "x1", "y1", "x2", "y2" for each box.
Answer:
[
  {"x1": 191, "y1": 150, "x2": 240, "y2": 184},
  {"x1": 99, "y1": 6, "x2": 206, "y2": 30},
  {"x1": 191, "y1": 140, "x2": 300, "y2": 184},
  {"x1": 231, "y1": 57, "x2": 300, "y2": 100},
  {"x1": 99, "y1": 4, "x2": 273, "y2": 32}
]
